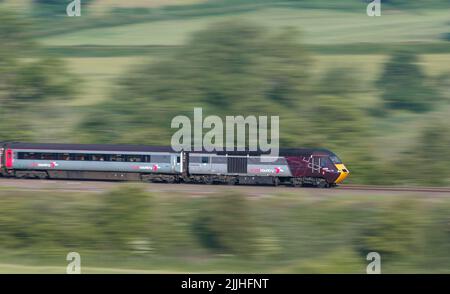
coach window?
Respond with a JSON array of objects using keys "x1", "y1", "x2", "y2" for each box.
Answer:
[
  {"x1": 127, "y1": 155, "x2": 142, "y2": 162},
  {"x1": 201, "y1": 156, "x2": 209, "y2": 164},
  {"x1": 330, "y1": 155, "x2": 342, "y2": 164},
  {"x1": 96, "y1": 154, "x2": 106, "y2": 161},
  {"x1": 72, "y1": 154, "x2": 85, "y2": 161},
  {"x1": 25, "y1": 152, "x2": 36, "y2": 160},
  {"x1": 111, "y1": 154, "x2": 124, "y2": 162},
  {"x1": 41, "y1": 153, "x2": 56, "y2": 160},
  {"x1": 93, "y1": 154, "x2": 104, "y2": 161},
  {"x1": 18, "y1": 152, "x2": 27, "y2": 159}
]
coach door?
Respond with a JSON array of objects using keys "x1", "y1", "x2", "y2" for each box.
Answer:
[
  {"x1": 227, "y1": 157, "x2": 247, "y2": 174},
  {"x1": 181, "y1": 151, "x2": 189, "y2": 176},
  {"x1": 170, "y1": 152, "x2": 185, "y2": 174}
]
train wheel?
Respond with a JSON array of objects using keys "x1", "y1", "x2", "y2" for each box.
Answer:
[
  {"x1": 273, "y1": 177, "x2": 280, "y2": 187},
  {"x1": 227, "y1": 177, "x2": 237, "y2": 185},
  {"x1": 317, "y1": 179, "x2": 329, "y2": 188},
  {"x1": 319, "y1": 181, "x2": 330, "y2": 188},
  {"x1": 291, "y1": 178, "x2": 303, "y2": 187},
  {"x1": 204, "y1": 176, "x2": 213, "y2": 185}
]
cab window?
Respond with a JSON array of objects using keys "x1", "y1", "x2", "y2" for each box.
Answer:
[
  {"x1": 330, "y1": 155, "x2": 342, "y2": 164},
  {"x1": 320, "y1": 157, "x2": 330, "y2": 168}
]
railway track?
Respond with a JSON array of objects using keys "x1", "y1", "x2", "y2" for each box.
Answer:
[
  {"x1": 337, "y1": 184, "x2": 450, "y2": 193},
  {"x1": 0, "y1": 178, "x2": 449, "y2": 196}
]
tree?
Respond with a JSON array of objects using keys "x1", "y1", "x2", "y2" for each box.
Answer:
[
  {"x1": 409, "y1": 119, "x2": 450, "y2": 185},
  {"x1": 376, "y1": 51, "x2": 438, "y2": 112}
]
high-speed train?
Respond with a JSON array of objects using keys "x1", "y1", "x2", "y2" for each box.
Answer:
[{"x1": 0, "y1": 142, "x2": 349, "y2": 187}]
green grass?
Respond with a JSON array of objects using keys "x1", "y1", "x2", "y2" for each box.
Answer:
[
  {"x1": 40, "y1": 8, "x2": 450, "y2": 46},
  {"x1": 37, "y1": 43, "x2": 450, "y2": 58},
  {"x1": 64, "y1": 57, "x2": 146, "y2": 106}
]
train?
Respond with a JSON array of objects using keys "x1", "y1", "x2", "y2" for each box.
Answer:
[{"x1": 0, "y1": 142, "x2": 349, "y2": 187}]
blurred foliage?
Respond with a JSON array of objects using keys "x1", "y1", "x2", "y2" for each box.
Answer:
[
  {"x1": 192, "y1": 191, "x2": 259, "y2": 257},
  {"x1": 392, "y1": 118, "x2": 450, "y2": 185},
  {"x1": 94, "y1": 185, "x2": 153, "y2": 250},
  {"x1": 381, "y1": 0, "x2": 450, "y2": 8},
  {"x1": 1, "y1": 187, "x2": 450, "y2": 273},
  {"x1": 356, "y1": 198, "x2": 425, "y2": 259},
  {"x1": 78, "y1": 21, "x2": 313, "y2": 144},
  {"x1": 376, "y1": 51, "x2": 440, "y2": 112},
  {"x1": 0, "y1": 8, "x2": 79, "y2": 142}
]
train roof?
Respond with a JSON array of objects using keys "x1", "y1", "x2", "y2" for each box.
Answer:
[
  {"x1": 3, "y1": 142, "x2": 335, "y2": 157},
  {"x1": 4, "y1": 142, "x2": 174, "y2": 153}
]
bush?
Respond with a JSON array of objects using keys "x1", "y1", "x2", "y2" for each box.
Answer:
[
  {"x1": 376, "y1": 51, "x2": 438, "y2": 112},
  {"x1": 421, "y1": 202, "x2": 450, "y2": 270},
  {"x1": 94, "y1": 185, "x2": 153, "y2": 250},
  {"x1": 391, "y1": 118, "x2": 450, "y2": 186},
  {"x1": 151, "y1": 197, "x2": 199, "y2": 255},
  {"x1": 0, "y1": 193, "x2": 99, "y2": 251},
  {"x1": 192, "y1": 191, "x2": 259, "y2": 257},
  {"x1": 356, "y1": 198, "x2": 425, "y2": 261}
]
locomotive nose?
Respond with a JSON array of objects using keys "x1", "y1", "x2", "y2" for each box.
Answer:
[{"x1": 334, "y1": 164, "x2": 349, "y2": 184}]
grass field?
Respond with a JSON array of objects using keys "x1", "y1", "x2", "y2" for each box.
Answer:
[
  {"x1": 64, "y1": 57, "x2": 146, "y2": 106},
  {"x1": 40, "y1": 8, "x2": 450, "y2": 46}
]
